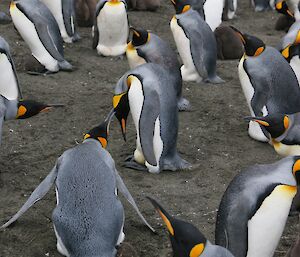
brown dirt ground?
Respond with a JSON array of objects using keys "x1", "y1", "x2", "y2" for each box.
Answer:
[{"x1": 0, "y1": 0, "x2": 299, "y2": 256}]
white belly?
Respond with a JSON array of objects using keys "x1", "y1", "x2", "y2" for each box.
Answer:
[
  {"x1": 247, "y1": 185, "x2": 297, "y2": 257},
  {"x1": 273, "y1": 141, "x2": 300, "y2": 156},
  {"x1": 10, "y1": 5, "x2": 59, "y2": 72},
  {"x1": 128, "y1": 76, "x2": 163, "y2": 173},
  {"x1": 290, "y1": 56, "x2": 300, "y2": 86},
  {"x1": 170, "y1": 17, "x2": 201, "y2": 82},
  {"x1": 96, "y1": 3, "x2": 128, "y2": 56},
  {"x1": 126, "y1": 46, "x2": 146, "y2": 69},
  {"x1": 204, "y1": 0, "x2": 223, "y2": 31},
  {"x1": 40, "y1": 0, "x2": 73, "y2": 43},
  {"x1": 238, "y1": 56, "x2": 269, "y2": 142},
  {"x1": 0, "y1": 54, "x2": 18, "y2": 100}
]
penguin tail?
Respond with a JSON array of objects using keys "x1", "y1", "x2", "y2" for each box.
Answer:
[{"x1": 1, "y1": 164, "x2": 58, "y2": 229}]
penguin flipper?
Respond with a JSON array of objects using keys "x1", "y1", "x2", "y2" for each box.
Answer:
[
  {"x1": 62, "y1": 0, "x2": 80, "y2": 40},
  {"x1": 1, "y1": 164, "x2": 58, "y2": 229},
  {"x1": 139, "y1": 87, "x2": 160, "y2": 167},
  {"x1": 92, "y1": 0, "x2": 108, "y2": 49},
  {"x1": 114, "y1": 168, "x2": 155, "y2": 233}
]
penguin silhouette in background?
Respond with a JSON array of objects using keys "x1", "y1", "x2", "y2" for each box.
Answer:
[
  {"x1": 222, "y1": 0, "x2": 237, "y2": 20},
  {"x1": 40, "y1": 0, "x2": 80, "y2": 43},
  {"x1": 232, "y1": 27, "x2": 300, "y2": 142},
  {"x1": 10, "y1": 0, "x2": 73, "y2": 74},
  {"x1": 275, "y1": 0, "x2": 295, "y2": 31},
  {"x1": 126, "y1": 27, "x2": 190, "y2": 111},
  {"x1": 0, "y1": 36, "x2": 63, "y2": 145},
  {"x1": 148, "y1": 197, "x2": 234, "y2": 257},
  {"x1": 113, "y1": 63, "x2": 191, "y2": 173},
  {"x1": 75, "y1": 0, "x2": 97, "y2": 27},
  {"x1": 215, "y1": 156, "x2": 300, "y2": 257},
  {"x1": 170, "y1": 0, "x2": 224, "y2": 84},
  {"x1": 2, "y1": 110, "x2": 154, "y2": 257}
]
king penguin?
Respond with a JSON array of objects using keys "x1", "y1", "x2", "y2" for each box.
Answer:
[
  {"x1": 0, "y1": 36, "x2": 63, "y2": 145},
  {"x1": 203, "y1": 0, "x2": 224, "y2": 31},
  {"x1": 222, "y1": 0, "x2": 238, "y2": 20},
  {"x1": 170, "y1": 0, "x2": 224, "y2": 84},
  {"x1": 10, "y1": 0, "x2": 73, "y2": 74},
  {"x1": 233, "y1": 27, "x2": 300, "y2": 142},
  {"x1": 285, "y1": 0, "x2": 300, "y2": 19},
  {"x1": 126, "y1": 27, "x2": 190, "y2": 111},
  {"x1": 1, "y1": 110, "x2": 154, "y2": 257},
  {"x1": 215, "y1": 156, "x2": 300, "y2": 257},
  {"x1": 113, "y1": 63, "x2": 191, "y2": 173},
  {"x1": 279, "y1": 21, "x2": 300, "y2": 49},
  {"x1": 40, "y1": 0, "x2": 80, "y2": 43},
  {"x1": 92, "y1": 0, "x2": 129, "y2": 57},
  {"x1": 147, "y1": 197, "x2": 235, "y2": 257}
]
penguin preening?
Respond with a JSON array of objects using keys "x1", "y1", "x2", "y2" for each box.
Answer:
[
  {"x1": 215, "y1": 156, "x2": 300, "y2": 257},
  {"x1": 233, "y1": 27, "x2": 300, "y2": 142},
  {"x1": 147, "y1": 197, "x2": 234, "y2": 257},
  {"x1": 113, "y1": 63, "x2": 191, "y2": 173},
  {"x1": 1, "y1": 110, "x2": 154, "y2": 257},
  {"x1": 170, "y1": 0, "x2": 224, "y2": 84},
  {"x1": 40, "y1": 0, "x2": 80, "y2": 43},
  {"x1": 92, "y1": 0, "x2": 129, "y2": 57},
  {"x1": 10, "y1": 0, "x2": 73, "y2": 74},
  {"x1": 126, "y1": 27, "x2": 190, "y2": 111},
  {"x1": 0, "y1": 36, "x2": 64, "y2": 145}
]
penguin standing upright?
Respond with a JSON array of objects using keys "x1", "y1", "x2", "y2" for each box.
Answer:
[
  {"x1": 222, "y1": 0, "x2": 237, "y2": 20},
  {"x1": 10, "y1": 0, "x2": 73, "y2": 73},
  {"x1": 148, "y1": 197, "x2": 235, "y2": 257},
  {"x1": 113, "y1": 63, "x2": 191, "y2": 173},
  {"x1": 170, "y1": 0, "x2": 224, "y2": 84},
  {"x1": 126, "y1": 28, "x2": 190, "y2": 111},
  {"x1": 92, "y1": 0, "x2": 129, "y2": 57},
  {"x1": 275, "y1": 1, "x2": 295, "y2": 32},
  {"x1": 0, "y1": 36, "x2": 63, "y2": 145},
  {"x1": 40, "y1": 0, "x2": 80, "y2": 43},
  {"x1": 203, "y1": 0, "x2": 224, "y2": 31},
  {"x1": 233, "y1": 27, "x2": 300, "y2": 142},
  {"x1": 215, "y1": 156, "x2": 300, "y2": 257},
  {"x1": 1, "y1": 111, "x2": 154, "y2": 257}
]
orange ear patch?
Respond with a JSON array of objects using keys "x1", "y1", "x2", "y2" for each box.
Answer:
[
  {"x1": 16, "y1": 105, "x2": 27, "y2": 118},
  {"x1": 190, "y1": 243, "x2": 205, "y2": 257},
  {"x1": 98, "y1": 137, "x2": 107, "y2": 148},
  {"x1": 254, "y1": 46, "x2": 264, "y2": 56}
]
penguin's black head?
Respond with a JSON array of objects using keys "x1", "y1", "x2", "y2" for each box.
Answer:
[
  {"x1": 113, "y1": 87, "x2": 130, "y2": 141},
  {"x1": 83, "y1": 109, "x2": 115, "y2": 148},
  {"x1": 230, "y1": 27, "x2": 265, "y2": 57},
  {"x1": 130, "y1": 28, "x2": 150, "y2": 47},
  {"x1": 281, "y1": 32, "x2": 300, "y2": 60},
  {"x1": 16, "y1": 100, "x2": 62, "y2": 119},
  {"x1": 148, "y1": 197, "x2": 207, "y2": 257},
  {"x1": 276, "y1": 1, "x2": 293, "y2": 16},
  {"x1": 171, "y1": 0, "x2": 192, "y2": 14},
  {"x1": 246, "y1": 114, "x2": 288, "y2": 139},
  {"x1": 292, "y1": 157, "x2": 300, "y2": 184}
]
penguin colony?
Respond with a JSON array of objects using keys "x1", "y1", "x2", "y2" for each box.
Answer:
[{"x1": 2, "y1": 0, "x2": 300, "y2": 256}]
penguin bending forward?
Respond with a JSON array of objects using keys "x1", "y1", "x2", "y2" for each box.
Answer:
[
  {"x1": 148, "y1": 197, "x2": 234, "y2": 257},
  {"x1": 92, "y1": 0, "x2": 129, "y2": 57},
  {"x1": 2, "y1": 111, "x2": 154, "y2": 257},
  {"x1": 10, "y1": 0, "x2": 73, "y2": 74},
  {"x1": 215, "y1": 156, "x2": 300, "y2": 257},
  {"x1": 113, "y1": 63, "x2": 191, "y2": 173},
  {"x1": 232, "y1": 27, "x2": 300, "y2": 142},
  {"x1": 170, "y1": 0, "x2": 224, "y2": 84},
  {"x1": 0, "y1": 36, "x2": 63, "y2": 145},
  {"x1": 126, "y1": 27, "x2": 191, "y2": 111}
]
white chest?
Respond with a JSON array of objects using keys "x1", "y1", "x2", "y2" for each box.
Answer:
[
  {"x1": 290, "y1": 56, "x2": 300, "y2": 86},
  {"x1": 204, "y1": 0, "x2": 223, "y2": 31},
  {"x1": 247, "y1": 185, "x2": 297, "y2": 257},
  {"x1": 126, "y1": 47, "x2": 146, "y2": 69}
]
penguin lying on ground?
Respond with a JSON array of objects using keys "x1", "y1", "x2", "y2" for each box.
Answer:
[
  {"x1": 0, "y1": 36, "x2": 63, "y2": 145},
  {"x1": 214, "y1": 26, "x2": 244, "y2": 60},
  {"x1": 170, "y1": 0, "x2": 224, "y2": 84},
  {"x1": 10, "y1": 0, "x2": 73, "y2": 74},
  {"x1": 215, "y1": 156, "x2": 300, "y2": 257},
  {"x1": 0, "y1": 12, "x2": 11, "y2": 24},
  {"x1": 232, "y1": 27, "x2": 300, "y2": 142},
  {"x1": 275, "y1": 1, "x2": 295, "y2": 31},
  {"x1": 92, "y1": 0, "x2": 129, "y2": 57},
  {"x1": 126, "y1": 27, "x2": 190, "y2": 111},
  {"x1": 148, "y1": 197, "x2": 234, "y2": 257},
  {"x1": 40, "y1": 0, "x2": 80, "y2": 43},
  {"x1": 285, "y1": 215, "x2": 300, "y2": 257},
  {"x1": 75, "y1": 0, "x2": 97, "y2": 27},
  {"x1": 1, "y1": 110, "x2": 154, "y2": 257},
  {"x1": 113, "y1": 63, "x2": 191, "y2": 173}
]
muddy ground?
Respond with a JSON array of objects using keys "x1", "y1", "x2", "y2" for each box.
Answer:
[{"x1": 0, "y1": 0, "x2": 299, "y2": 256}]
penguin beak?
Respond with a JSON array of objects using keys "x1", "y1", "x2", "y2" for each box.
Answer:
[
  {"x1": 147, "y1": 197, "x2": 175, "y2": 236},
  {"x1": 244, "y1": 116, "x2": 270, "y2": 127},
  {"x1": 113, "y1": 92, "x2": 129, "y2": 141},
  {"x1": 230, "y1": 26, "x2": 246, "y2": 45}
]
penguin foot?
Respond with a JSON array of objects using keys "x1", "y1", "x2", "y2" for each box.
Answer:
[
  {"x1": 162, "y1": 155, "x2": 192, "y2": 171},
  {"x1": 27, "y1": 70, "x2": 57, "y2": 76},
  {"x1": 177, "y1": 97, "x2": 191, "y2": 112},
  {"x1": 204, "y1": 76, "x2": 225, "y2": 84},
  {"x1": 124, "y1": 155, "x2": 148, "y2": 171}
]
